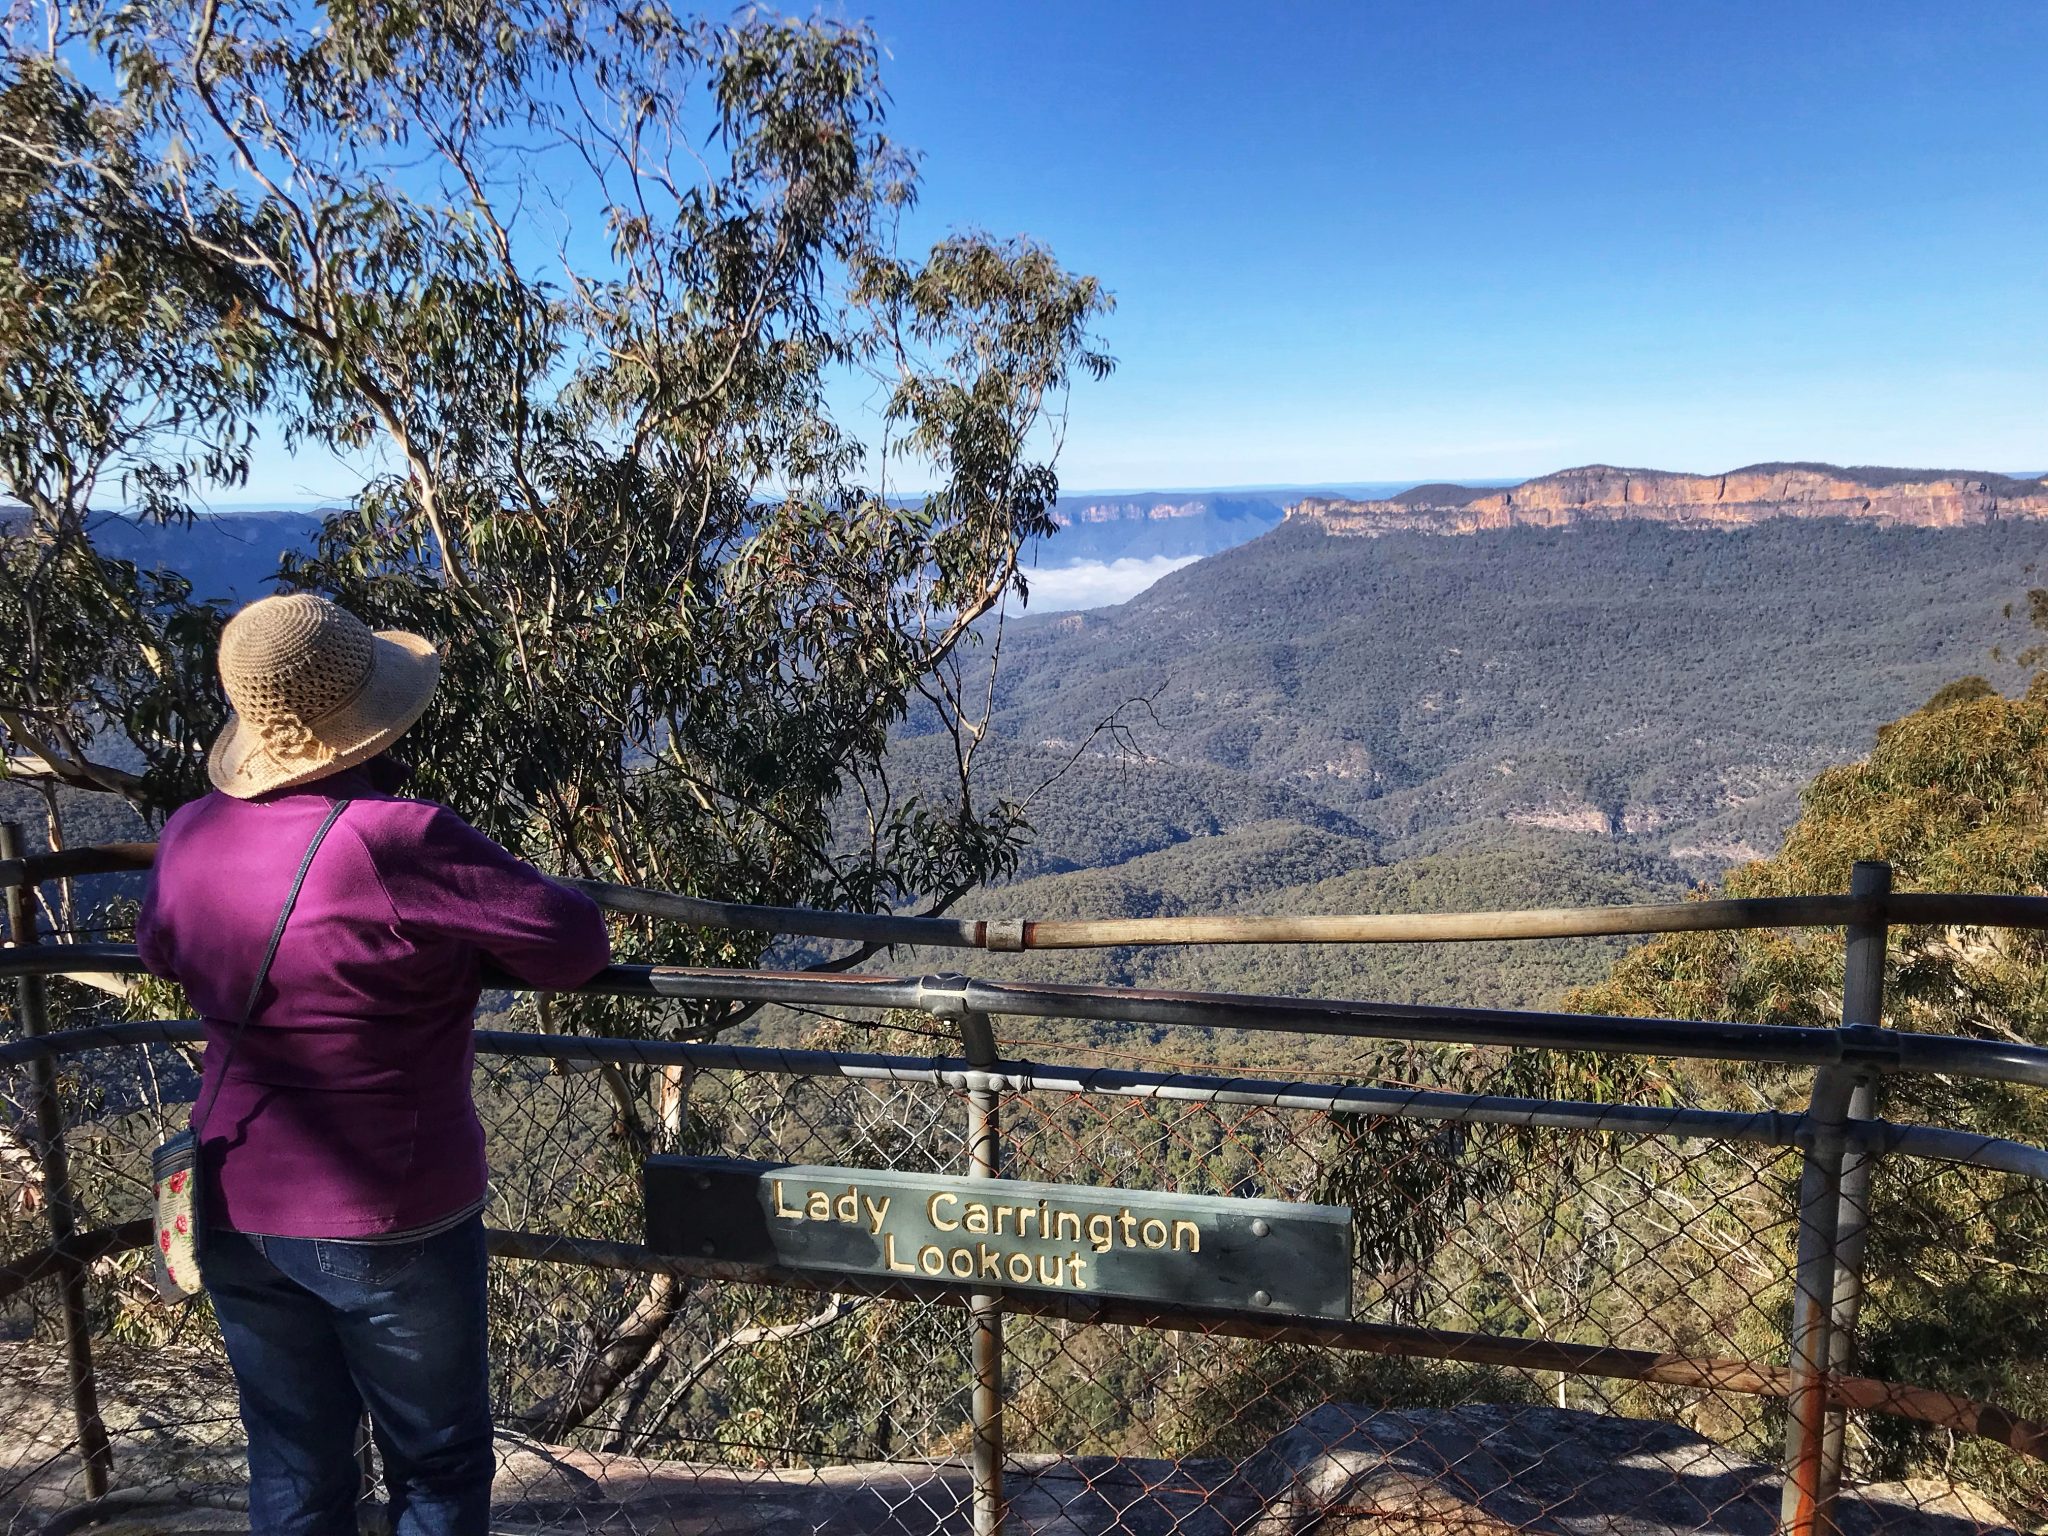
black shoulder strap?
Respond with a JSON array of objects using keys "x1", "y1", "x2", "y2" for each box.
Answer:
[{"x1": 190, "y1": 797, "x2": 352, "y2": 1135}]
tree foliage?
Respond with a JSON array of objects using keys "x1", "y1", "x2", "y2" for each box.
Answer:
[
  {"x1": 2, "y1": 0, "x2": 1113, "y2": 1037},
  {"x1": 2, "y1": 0, "x2": 1111, "y2": 1432},
  {"x1": 1568, "y1": 665, "x2": 2048, "y2": 1501},
  {"x1": 1567, "y1": 674, "x2": 2048, "y2": 1065},
  {"x1": 0, "y1": 43, "x2": 274, "y2": 813}
]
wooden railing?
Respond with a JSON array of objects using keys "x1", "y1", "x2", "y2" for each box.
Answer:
[{"x1": 7, "y1": 840, "x2": 2048, "y2": 1535}]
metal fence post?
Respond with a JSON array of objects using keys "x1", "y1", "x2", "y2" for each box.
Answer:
[
  {"x1": 936, "y1": 981, "x2": 1007, "y2": 1536},
  {"x1": 1781, "y1": 1061, "x2": 1853, "y2": 1536},
  {"x1": 1780, "y1": 860, "x2": 1890, "y2": 1536},
  {"x1": 1816, "y1": 860, "x2": 1891, "y2": 1535},
  {"x1": 0, "y1": 822, "x2": 113, "y2": 1500}
]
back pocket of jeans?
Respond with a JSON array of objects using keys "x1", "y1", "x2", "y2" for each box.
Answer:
[{"x1": 315, "y1": 1238, "x2": 427, "y2": 1285}]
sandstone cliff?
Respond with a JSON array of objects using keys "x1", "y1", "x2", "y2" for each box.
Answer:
[
  {"x1": 1039, "y1": 492, "x2": 1285, "y2": 564},
  {"x1": 1053, "y1": 498, "x2": 1215, "y2": 525},
  {"x1": 1288, "y1": 463, "x2": 2048, "y2": 536}
]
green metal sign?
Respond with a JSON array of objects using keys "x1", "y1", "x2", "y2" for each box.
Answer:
[{"x1": 644, "y1": 1157, "x2": 1354, "y2": 1320}]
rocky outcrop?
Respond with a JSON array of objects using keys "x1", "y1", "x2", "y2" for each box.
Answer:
[
  {"x1": 1289, "y1": 464, "x2": 2048, "y2": 536},
  {"x1": 1053, "y1": 499, "x2": 1216, "y2": 525},
  {"x1": 1039, "y1": 493, "x2": 1285, "y2": 564},
  {"x1": 1248, "y1": 1404, "x2": 2013, "y2": 1536}
]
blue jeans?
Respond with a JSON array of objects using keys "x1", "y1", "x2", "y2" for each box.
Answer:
[{"x1": 202, "y1": 1217, "x2": 495, "y2": 1536}]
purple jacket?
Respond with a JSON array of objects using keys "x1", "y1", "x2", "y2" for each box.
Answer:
[{"x1": 136, "y1": 762, "x2": 611, "y2": 1238}]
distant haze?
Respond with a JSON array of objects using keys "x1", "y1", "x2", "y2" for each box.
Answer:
[
  {"x1": 30, "y1": 461, "x2": 2048, "y2": 618},
  {"x1": 1022, "y1": 555, "x2": 1203, "y2": 613}
]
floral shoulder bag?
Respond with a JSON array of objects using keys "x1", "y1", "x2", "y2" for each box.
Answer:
[{"x1": 151, "y1": 798, "x2": 351, "y2": 1301}]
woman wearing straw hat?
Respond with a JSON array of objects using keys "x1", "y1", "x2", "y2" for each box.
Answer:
[{"x1": 137, "y1": 593, "x2": 612, "y2": 1536}]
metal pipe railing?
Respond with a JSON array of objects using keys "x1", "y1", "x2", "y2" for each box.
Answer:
[
  {"x1": 17, "y1": 842, "x2": 2048, "y2": 1536},
  {"x1": 9, "y1": 1003, "x2": 2048, "y2": 1525},
  {"x1": 12, "y1": 1213, "x2": 2047, "y2": 1464},
  {"x1": 11, "y1": 1016, "x2": 2048, "y2": 1182},
  {"x1": 15, "y1": 944, "x2": 2048, "y2": 1090},
  {"x1": 1813, "y1": 862, "x2": 1891, "y2": 1535},
  {"x1": 0, "y1": 825, "x2": 112, "y2": 1503}
]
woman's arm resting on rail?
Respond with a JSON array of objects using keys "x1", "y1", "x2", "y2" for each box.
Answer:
[{"x1": 376, "y1": 807, "x2": 613, "y2": 990}]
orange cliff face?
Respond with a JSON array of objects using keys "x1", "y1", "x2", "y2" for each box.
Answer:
[{"x1": 1287, "y1": 464, "x2": 2048, "y2": 536}]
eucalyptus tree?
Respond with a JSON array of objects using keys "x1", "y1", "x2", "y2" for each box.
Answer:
[
  {"x1": 5, "y1": 0, "x2": 1111, "y2": 1432},
  {"x1": 1569, "y1": 671, "x2": 2048, "y2": 1504},
  {"x1": 7, "y1": 0, "x2": 1111, "y2": 992},
  {"x1": 0, "y1": 45, "x2": 274, "y2": 834}
]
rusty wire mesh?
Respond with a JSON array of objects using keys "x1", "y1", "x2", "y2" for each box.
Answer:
[
  {"x1": 0, "y1": 1023, "x2": 2041, "y2": 1534},
  {"x1": 0, "y1": 1057, "x2": 81, "y2": 1530},
  {"x1": 985, "y1": 1062, "x2": 1812, "y2": 1536},
  {"x1": 461, "y1": 1040, "x2": 992, "y2": 1532},
  {"x1": 10, "y1": 1038, "x2": 247, "y2": 1529},
  {"x1": 1844, "y1": 1147, "x2": 2048, "y2": 1530}
]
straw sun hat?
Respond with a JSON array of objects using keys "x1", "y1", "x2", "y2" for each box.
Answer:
[{"x1": 207, "y1": 593, "x2": 442, "y2": 799}]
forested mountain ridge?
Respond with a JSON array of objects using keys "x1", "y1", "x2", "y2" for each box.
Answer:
[
  {"x1": 19, "y1": 483, "x2": 2047, "y2": 1015},
  {"x1": 0, "y1": 485, "x2": 1275, "y2": 590},
  {"x1": 5, "y1": 494, "x2": 1279, "y2": 598},
  {"x1": 1292, "y1": 462, "x2": 2048, "y2": 536},
  {"x1": 884, "y1": 516, "x2": 2047, "y2": 1006}
]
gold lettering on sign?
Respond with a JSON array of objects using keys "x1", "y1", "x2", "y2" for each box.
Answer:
[
  {"x1": 760, "y1": 1174, "x2": 1233, "y2": 1296},
  {"x1": 770, "y1": 1180, "x2": 891, "y2": 1233}
]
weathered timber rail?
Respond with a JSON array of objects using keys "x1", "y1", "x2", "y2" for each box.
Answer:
[
  {"x1": 19, "y1": 837, "x2": 2048, "y2": 947},
  {"x1": 6, "y1": 841, "x2": 2048, "y2": 1535}
]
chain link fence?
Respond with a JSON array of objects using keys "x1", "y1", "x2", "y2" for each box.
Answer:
[
  {"x1": 5, "y1": 867, "x2": 2048, "y2": 1533},
  {"x1": 1, "y1": 1019, "x2": 2042, "y2": 1535}
]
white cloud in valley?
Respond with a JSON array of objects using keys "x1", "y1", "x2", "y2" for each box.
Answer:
[{"x1": 1021, "y1": 554, "x2": 1202, "y2": 614}]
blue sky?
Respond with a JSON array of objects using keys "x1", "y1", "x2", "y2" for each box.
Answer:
[
  {"x1": 855, "y1": 0, "x2": 2048, "y2": 489},
  {"x1": 235, "y1": 1, "x2": 2048, "y2": 502}
]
